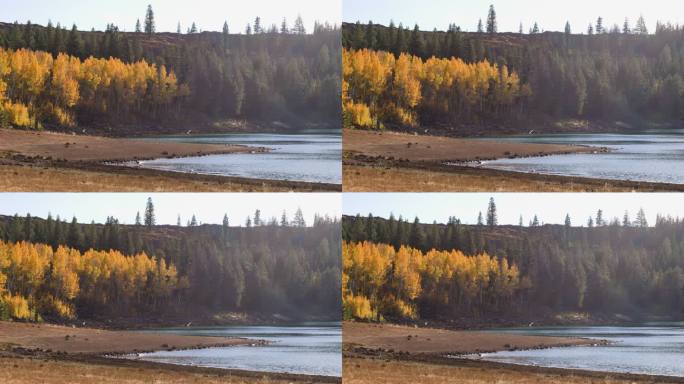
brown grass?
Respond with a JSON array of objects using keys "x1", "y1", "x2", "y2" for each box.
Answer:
[
  {"x1": 0, "y1": 164, "x2": 331, "y2": 192},
  {"x1": 0, "y1": 355, "x2": 290, "y2": 384},
  {"x1": 343, "y1": 357, "x2": 680, "y2": 384},
  {"x1": 343, "y1": 165, "x2": 637, "y2": 192}
]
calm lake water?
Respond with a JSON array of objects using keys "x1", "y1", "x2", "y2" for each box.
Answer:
[
  {"x1": 477, "y1": 130, "x2": 684, "y2": 184},
  {"x1": 476, "y1": 323, "x2": 684, "y2": 377},
  {"x1": 133, "y1": 131, "x2": 341, "y2": 184},
  {"x1": 128, "y1": 322, "x2": 341, "y2": 377}
]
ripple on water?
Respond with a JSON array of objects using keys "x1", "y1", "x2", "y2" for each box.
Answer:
[
  {"x1": 133, "y1": 132, "x2": 341, "y2": 184},
  {"x1": 478, "y1": 131, "x2": 684, "y2": 184}
]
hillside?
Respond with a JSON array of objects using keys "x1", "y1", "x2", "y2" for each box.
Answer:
[
  {"x1": 0, "y1": 213, "x2": 341, "y2": 324},
  {"x1": 342, "y1": 214, "x2": 684, "y2": 323},
  {"x1": 342, "y1": 22, "x2": 684, "y2": 134},
  {"x1": 0, "y1": 21, "x2": 341, "y2": 134}
]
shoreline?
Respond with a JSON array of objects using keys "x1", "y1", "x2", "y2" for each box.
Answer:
[
  {"x1": 343, "y1": 128, "x2": 684, "y2": 192},
  {"x1": 0, "y1": 128, "x2": 341, "y2": 192},
  {"x1": 342, "y1": 322, "x2": 600, "y2": 356},
  {"x1": 0, "y1": 128, "x2": 265, "y2": 163},
  {"x1": 0, "y1": 321, "x2": 340, "y2": 383},
  {"x1": 344, "y1": 129, "x2": 597, "y2": 163},
  {"x1": 343, "y1": 322, "x2": 684, "y2": 383},
  {"x1": 1, "y1": 351, "x2": 340, "y2": 383}
]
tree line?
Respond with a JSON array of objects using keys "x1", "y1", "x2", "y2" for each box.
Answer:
[
  {"x1": 0, "y1": 240, "x2": 180, "y2": 321},
  {"x1": 0, "y1": 202, "x2": 340, "y2": 322},
  {"x1": 343, "y1": 241, "x2": 520, "y2": 321},
  {"x1": 342, "y1": 208, "x2": 684, "y2": 322},
  {"x1": 343, "y1": 48, "x2": 528, "y2": 129},
  {"x1": 0, "y1": 47, "x2": 184, "y2": 128},
  {"x1": 343, "y1": 10, "x2": 684, "y2": 131},
  {"x1": 0, "y1": 6, "x2": 340, "y2": 131}
]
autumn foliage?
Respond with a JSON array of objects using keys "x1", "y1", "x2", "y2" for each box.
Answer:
[
  {"x1": 0, "y1": 47, "x2": 186, "y2": 129},
  {"x1": 0, "y1": 240, "x2": 182, "y2": 321},
  {"x1": 342, "y1": 241, "x2": 521, "y2": 321},
  {"x1": 342, "y1": 48, "x2": 530, "y2": 129}
]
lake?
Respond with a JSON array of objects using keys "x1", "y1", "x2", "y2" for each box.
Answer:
[
  {"x1": 477, "y1": 130, "x2": 684, "y2": 184},
  {"x1": 127, "y1": 322, "x2": 341, "y2": 377},
  {"x1": 475, "y1": 323, "x2": 684, "y2": 377},
  {"x1": 132, "y1": 131, "x2": 341, "y2": 185}
]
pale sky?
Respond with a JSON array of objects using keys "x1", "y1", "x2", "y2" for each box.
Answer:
[
  {"x1": 0, "y1": 193, "x2": 341, "y2": 226},
  {"x1": 1, "y1": 0, "x2": 341, "y2": 33},
  {"x1": 344, "y1": 0, "x2": 684, "y2": 33},
  {"x1": 343, "y1": 193, "x2": 682, "y2": 227}
]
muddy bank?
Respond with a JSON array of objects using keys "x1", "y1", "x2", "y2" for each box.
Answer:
[
  {"x1": 0, "y1": 321, "x2": 258, "y2": 355},
  {"x1": 0, "y1": 129, "x2": 340, "y2": 191},
  {"x1": 0, "y1": 128, "x2": 264, "y2": 162},
  {"x1": 343, "y1": 322, "x2": 684, "y2": 383},
  {"x1": 343, "y1": 129, "x2": 597, "y2": 163},
  {"x1": 0, "y1": 321, "x2": 339, "y2": 383},
  {"x1": 343, "y1": 322, "x2": 598, "y2": 356}
]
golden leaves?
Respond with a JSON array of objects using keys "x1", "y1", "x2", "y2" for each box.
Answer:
[
  {"x1": 342, "y1": 241, "x2": 521, "y2": 321},
  {"x1": 343, "y1": 48, "x2": 527, "y2": 129},
  {"x1": 0, "y1": 47, "x2": 185, "y2": 129},
  {"x1": 0, "y1": 240, "x2": 180, "y2": 321}
]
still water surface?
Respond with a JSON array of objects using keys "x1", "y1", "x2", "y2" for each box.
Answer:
[
  {"x1": 478, "y1": 323, "x2": 684, "y2": 377},
  {"x1": 133, "y1": 131, "x2": 341, "y2": 184},
  {"x1": 129, "y1": 322, "x2": 341, "y2": 377},
  {"x1": 478, "y1": 130, "x2": 684, "y2": 184}
]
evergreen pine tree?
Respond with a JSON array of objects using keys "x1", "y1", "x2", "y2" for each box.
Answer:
[
  {"x1": 596, "y1": 17, "x2": 604, "y2": 33},
  {"x1": 144, "y1": 197, "x2": 155, "y2": 227},
  {"x1": 293, "y1": 208, "x2": 306, "y2": 227},
  {"x1": 254, "y1": 17, "x2": 262, "y2": 34},
  {"x1": 486, "y1": 5, "x2": 497, "y2": 34},
  {"x1": 486, "y1": 197, "x2": 497, "y2": 226},
  {"x1": 144, "y1": 4, "x2": 155, "y2": 34},
  {"x1": 294, "y1": 15, "x2": 306, "y2": 34},
  {"x1": 635, "y1": 15, "x2": 648, "y2": 34}
]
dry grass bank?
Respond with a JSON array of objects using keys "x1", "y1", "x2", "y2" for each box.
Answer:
[
  {"x1": 344, "y1": 357, "x2": 683, "y2": 384},
  {"x1": 0, "y1": 355, "x2": 293, "y2": 384},
  {"x1": 343, "y1": 164, "x2": 646, "y2": 192},
  {"x1": 0, "y1": 163, "x2": 337, "y2": 192}
]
